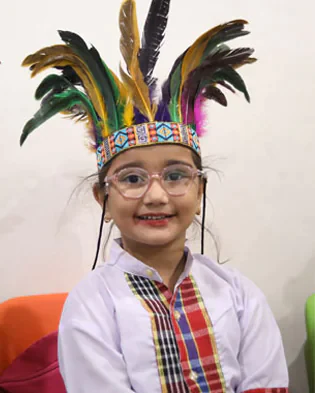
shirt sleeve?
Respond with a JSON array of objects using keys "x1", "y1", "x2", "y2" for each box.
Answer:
[
  {"x1": 236, "y1": 275, "x2": 289, "y2": 393},
  {"x1": 58, "y1": 279, "x2": 135, "y2": 393}
]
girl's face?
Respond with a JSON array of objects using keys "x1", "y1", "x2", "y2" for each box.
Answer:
[{"x1": 94, "y1": 145, "x2": 204, "y2": 249}]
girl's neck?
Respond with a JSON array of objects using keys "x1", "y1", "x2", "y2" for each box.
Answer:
[{"x1": 121, "y1": 236, "x2": 186, "y2": 292}]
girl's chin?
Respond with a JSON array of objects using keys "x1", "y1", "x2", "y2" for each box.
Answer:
[{"x1": 128, "y1": 229, "x2": 181, "y2": 247}]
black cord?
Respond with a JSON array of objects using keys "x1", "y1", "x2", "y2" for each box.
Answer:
[
  {"x1": 92, "y1": 195, "x2": 108, "y2": 270},
  {"x1": 201, "y1": 178, "x2": 207, "y2": 255}
]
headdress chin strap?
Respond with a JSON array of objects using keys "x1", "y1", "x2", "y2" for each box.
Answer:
[
  {"x1": 92, "y1": 195, "x2": 108, "y2": 270},
  {"x1": 201, "y1": 178, "x2": 208, "y2": 255}
]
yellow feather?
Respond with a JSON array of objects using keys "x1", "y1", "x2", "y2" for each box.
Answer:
[
  {"x1": 119, "y1": 0, "x2": 153, "y2": 121},
  {"x1": 180, "y1": 20, "x2": 248, "y2": 82},
  {"x1": 123, "y1": 97, "x2": 134, "y2": 126},
  {"x1": 22, "y1": 45, "x2": 72, "y2": 66},
  {"x1": 110, "y1": 69, "x2": 134, "y2": 127},
  {"x1": 233, "y1": 57, "x2": 257, "y2": 69},
  {"x1": 22, "y1": 45, "x2": 108, "y2": 131}
]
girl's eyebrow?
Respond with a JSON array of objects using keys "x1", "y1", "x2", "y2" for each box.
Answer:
[
  {"x1": 113, "y1": 159, "x2": 193, "y2": 174},
  {"x1": 113, "y1": 161, "x2": 145, "y2": 173},
  {"x1": 166, "y1": 160, "x2": 193, "y2": 167}
]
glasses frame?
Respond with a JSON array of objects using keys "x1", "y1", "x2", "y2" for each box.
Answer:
[{"x1": 104, "y1": 164, "x2": 205, "y2": 200}]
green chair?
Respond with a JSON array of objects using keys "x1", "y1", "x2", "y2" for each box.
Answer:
[{"x1": 305, "y1": 293, "x2": 315, "y2": 393}]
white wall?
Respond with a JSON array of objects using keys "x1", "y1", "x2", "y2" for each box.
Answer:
[{"x1": 1, "y1": 0, "x2": 314, "y2": 391}]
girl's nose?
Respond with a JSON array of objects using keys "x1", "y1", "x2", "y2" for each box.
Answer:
[{"x1": 142, "y1": 177, "x2": 169, "y2": 205}]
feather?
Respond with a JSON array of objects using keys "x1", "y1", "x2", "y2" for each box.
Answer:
[
  {"x1": 216, "y1": 80, "x2": 235, "y2": 94},
  {"x1": 180, "y1": 20, "x2": 249, "y2": 80},
  {"x1": 35, "y1": 74, "x2": 102, "y2": 147},
  {"x1": 185, "y1": 47, "x2": 254, "y2": 97},
  {"x1": 122, "y1": 98, "x2": 134, "y2": 126},
  {"x1": 162, "y1": 19, "x2": 252, "y2": 122},
  {"x1": 35, "y1": 74, "x2": 71, "y2": 99},
  {"x1": 138, "y1": 0, "x2": 171, "y2": 87},
  {"x1": 22, "y1": 44, "x2": 106, "y2": 129},
  {"x1": 178, "y1": 25, "x2": 252, "y2": 118},
  {"x1": 58, "y1": 65, "x2": 82, "y2": 85},
  {"x1": 155, "y1": 101, "x2": 171, "y2": 122},
  {"x1": 59, "y1": 31, "x2": 120, "y2": 134},
  {"x1": 212, "y1": 66, "x2": 251, "y2": 102},
  {"x1": 22, "y1": 45, "x2": 72, "y2": 67},
  {"x1": 166, "y1": 59, "x2": 185, "y2": 122},
  {"x1": 194, "y1": 94, "x2": 208, "y2": 136},
  {"x1": 202, "y1": 85, "x2": 227, "y2": 106},
  {"x1": 133, "y1": 107, "x2": 149, "y2": 124},
  {"x1": 105, "y1": 61, "x2": 134, "y2": 128},
  {"x1": 20, "y1": 89, "x2": 100, "y2": 146},
  {"x1": 181, "y1": 47, "x2": 254, "y2": 122},
  {"x1": 162, "y1": 48, "x2": 189, "y2": 104},
  {"x1": 119, "y1": 0, "x2": 153, "y2": 121},
  {"x1": 201, "y1": 21, "x2": 250, "y2": 60}
]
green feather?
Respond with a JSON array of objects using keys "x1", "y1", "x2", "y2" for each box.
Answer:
[
  {"x1": 212, "y1": 66, "x2": 250, "y2": 102},
  {"x1": 59, "y1": 31, "x2": 120, "y2": 131},
  {"x1": 101, "y1": 60, "x2": 126, "y2": 127},
  {"x1": 20, "y1": 90, "x2": 99, "y2": 146},
  {"x1": 35, "y1": 74, "x2": 72, "y2": 99},
  {"x1": 168, "y1": 63, "x2": 182, "y2": 121}
]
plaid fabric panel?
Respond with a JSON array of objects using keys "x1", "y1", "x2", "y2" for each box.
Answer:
[
  {"x1": 244, "y1": 389, "x2": 289, "y2": 393},
  {"x1": 125, "y1": 274, "x2": 189, "y2": 393},
  {"x1": 171, "y1": 275, "x2": 226, "y2": 393}
]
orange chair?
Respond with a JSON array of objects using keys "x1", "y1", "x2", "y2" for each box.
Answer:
[{"x1": 0, "y1": 293, "x2": 67, "y2": 375}]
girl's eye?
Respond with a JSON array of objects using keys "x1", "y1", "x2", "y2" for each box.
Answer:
[
  {"x1": 165, "y1": 170, "x2": 190, "y2": 182},
  {"x1": 119, "y1": 173, "x2": 146, "y2": 184}
]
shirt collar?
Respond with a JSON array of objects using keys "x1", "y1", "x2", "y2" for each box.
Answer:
[{"x1": 106, "y1": 238, "x2": 194, "y2": 283}]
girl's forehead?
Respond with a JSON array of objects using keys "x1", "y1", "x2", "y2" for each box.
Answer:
[{"x1": 108, "y1": 145, "x2": 195, "y2": 173}]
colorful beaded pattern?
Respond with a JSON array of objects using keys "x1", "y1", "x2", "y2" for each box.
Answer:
[{"x1": 96, "y1": 122, "x2": 201, "y2": 170}]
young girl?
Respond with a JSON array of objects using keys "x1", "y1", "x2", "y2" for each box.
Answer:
[{"x1": 21, "y1": 0, "x2": 289, "y2": 392}]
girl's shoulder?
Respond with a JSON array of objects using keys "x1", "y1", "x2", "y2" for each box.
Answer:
[
  {"x1": 60, "y1": 265, "x2": 118, "y2": 324},
  {"x1": 191, "y1": 252, "x2": 267, "y2": 310}
]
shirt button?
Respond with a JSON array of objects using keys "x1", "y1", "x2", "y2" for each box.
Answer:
[
  {"x1": 190, "y1": 371, "x2": 198, "y2": 381},
  {"x1": 174, "y1": 310, "x2": 181, "y2": 321},
  {"x1": 146, "y1": 269, "x2": 154, "y2": 278}
]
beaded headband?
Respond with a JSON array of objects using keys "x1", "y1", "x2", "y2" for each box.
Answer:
[{"x1": 96, "y1": 122, "x2": 200, "y2": 169}]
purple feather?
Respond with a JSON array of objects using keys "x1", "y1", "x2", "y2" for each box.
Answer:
[
  {"x1": 133, "y1": 107, "x2": 149, "y2": 124},
  {"x1": 155, "y1": 101, "x2": 171, "y2": 121}
]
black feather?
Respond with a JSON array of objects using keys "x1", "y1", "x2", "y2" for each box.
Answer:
[
  {"x1": 202, "y1": 85, "x2": 227, "y2": 106},
  {"x1": 183, "y1": 47, "x2": 254, "y2": 99},
  {"x1": 138, "y1": 0, "x2": 171, "y2": 87},
  {"x1": 161, "y1": 48, "x2": 189, "y2": 103}
]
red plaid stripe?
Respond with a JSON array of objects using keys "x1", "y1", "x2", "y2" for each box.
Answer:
[
  {"x1": 244, "y1": 389, "x2": 288, "y2": 393},
  {"x1": 170, "y1": 276, "x2": 226, "y2": 393}
]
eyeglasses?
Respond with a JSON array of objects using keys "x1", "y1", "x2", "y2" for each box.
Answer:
[{"x1": 104, "y1": 164, "x2": 205, "y2": 199}]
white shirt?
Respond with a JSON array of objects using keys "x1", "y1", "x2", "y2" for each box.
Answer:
[{"x1": 58, "y1": 239, "x2": 289, "y2": 393}]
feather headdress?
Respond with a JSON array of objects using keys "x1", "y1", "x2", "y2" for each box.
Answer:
[{"x1": 21, "y1": 0, "x2": 256, "y2": 170}]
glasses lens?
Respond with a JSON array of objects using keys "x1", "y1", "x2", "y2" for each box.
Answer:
[
  {"x1": 162, "y1": 165, "x2": 193, "y2": 195},
  {"x1": 116, "y1": 168, "x2": 149, "y2": 198}
]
